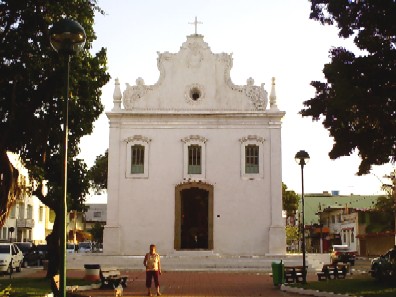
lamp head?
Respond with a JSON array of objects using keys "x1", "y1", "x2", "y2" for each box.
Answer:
[
  {"x1": 295, "y1": 150, "x2": 310, "y2": 166},
  {"x1": 50, "y1": 19, "x2": 86, "y2": 55}
]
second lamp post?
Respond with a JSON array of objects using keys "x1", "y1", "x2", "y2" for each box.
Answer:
[{"x1": 295, "y1": 150, "x2": 310, "y2": 284}]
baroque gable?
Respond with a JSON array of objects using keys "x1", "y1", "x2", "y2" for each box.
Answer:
[{"x1": 115, "y1": 34, "x2": 275, "y2": 113}]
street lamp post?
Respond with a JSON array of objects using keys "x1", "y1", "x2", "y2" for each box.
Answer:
[
  {"x1": 295, "y1": 150, "x2": 310, "y2": 284},
  {"x1": 50, "y1": 19, "x2": 86, "y2": 297}
]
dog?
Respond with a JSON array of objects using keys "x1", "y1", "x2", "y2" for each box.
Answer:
[{"x1": 114, "y1": 284, "x2": 123, "y2": 297}]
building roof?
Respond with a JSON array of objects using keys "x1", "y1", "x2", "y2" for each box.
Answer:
[{"x1": 299, "y1": 194, "x2": 382, "y2": 225}]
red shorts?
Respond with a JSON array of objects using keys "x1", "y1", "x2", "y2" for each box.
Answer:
[{"x1": 146, "y1": 270, "x2": 160, "y2": 288}]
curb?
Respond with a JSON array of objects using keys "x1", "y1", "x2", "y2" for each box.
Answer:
[
  {"x1": 44, "y1": 283, "x2": 100, "y2": 297},
  {"x1": 280, "y1": 284, "x2": 363, "y2": 297}
]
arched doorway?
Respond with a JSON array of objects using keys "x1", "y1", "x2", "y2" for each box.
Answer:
[{"x1": 175, "y1": 182, "x2": 213, "y2": 250}]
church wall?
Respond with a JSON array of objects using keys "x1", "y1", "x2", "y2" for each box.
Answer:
[{"x1": 108, "y1": 121, "x2": 277, "y2": 255}]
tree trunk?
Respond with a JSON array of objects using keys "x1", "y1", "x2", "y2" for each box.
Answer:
[{"x1": 46, "y1": 212, "x2": 60, "y2": 296}]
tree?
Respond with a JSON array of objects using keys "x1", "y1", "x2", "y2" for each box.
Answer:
[
  {"x1": 88, "y1": 150, "x2": 108, "y2": 192},
  {"x1": 365, "y1": 195, "x2": 394, "y2": 233},
  {"x1": 301, "y1": 0, "x2": 396, "y2": 175},
  {"x1": 89, "y1": 221, "x2": 104, "y2": 243},
  {"x1": 282, "y1": 183, "x2": 300, "y2": 225},
  {"x1": 285, "y1": 225, "x2": 299, "y2": 253},
  {"x1": 0, "y1": 0, "x2": 110, "y2": 283},
  {"x1": 367, "y1": 175, "x2": 395, "y2": 233}
]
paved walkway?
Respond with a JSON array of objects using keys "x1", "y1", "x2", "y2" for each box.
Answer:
[{"x1": 25, "y1": 269, "x2": 316, "y2": 297}]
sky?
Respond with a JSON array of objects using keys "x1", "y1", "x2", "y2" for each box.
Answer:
[{"x1": 79, "y1": 0, "x2": 394, "y2": 203}]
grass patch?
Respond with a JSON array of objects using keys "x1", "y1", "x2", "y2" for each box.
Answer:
[
  {"x1": 291, "y1": 276, "x2": 396, "y2": 297},
  {"x1": 0, "y1": 277, "x2": 93, "y2": 297}
]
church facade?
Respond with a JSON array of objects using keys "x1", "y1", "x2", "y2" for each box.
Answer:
[{"x1": 104, "y1": 32, "x2": 286, "y2": 256}]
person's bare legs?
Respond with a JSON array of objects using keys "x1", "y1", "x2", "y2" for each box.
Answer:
[{"x1": 156, "y1": 285, "x2": 161, "y2": 296}]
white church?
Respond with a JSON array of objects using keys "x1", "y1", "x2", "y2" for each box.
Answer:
[{"x1": 104, "y1": 24, "x2": 286, "y2": 256}]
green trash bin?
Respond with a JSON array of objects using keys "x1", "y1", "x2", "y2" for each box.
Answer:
[{"x1": 271, "y1": 260, "x2": 284, "y2": 286}]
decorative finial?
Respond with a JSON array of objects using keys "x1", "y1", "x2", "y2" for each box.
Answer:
[
  {"x1": 113, "y1": 78, "x2": 122, "y2": 111},
  {"x1": 270, "y1": 77, "x2": 278, "y2": 110},
  {"x1": 189, "y1": 16, "x2": 202, "y2": 35}
]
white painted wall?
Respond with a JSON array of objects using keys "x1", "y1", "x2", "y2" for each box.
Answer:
[{"x1": 104, "y1": 34, "x2": 285, "y2": 256}]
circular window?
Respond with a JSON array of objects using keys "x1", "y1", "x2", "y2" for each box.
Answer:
[
  {"x1": 190, "y1": 87, "x2": 201, "y2": 101},
  {"x1": 185, "y1": 84, "x2": 205, "y2": 104}
]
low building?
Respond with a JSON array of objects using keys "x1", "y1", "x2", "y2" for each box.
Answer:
[
  {"x1": 0, "y1": 152, "x2": 52, "y2": 244},
  {"x1": 66, "y1": 204, "x2": 106, "y2": 243},
  {"x1": 316, "y1": 204, "x2": 395, "y2": 256},
  {"x1": 317, "y1": 206, "x2": 359, "y2": 253},
  {"x1": 297, "y1": 192, "x2": 389, "y2": 254},
  {"x1": 85, "y1": 204, "x2": 106, "y2": 230}
]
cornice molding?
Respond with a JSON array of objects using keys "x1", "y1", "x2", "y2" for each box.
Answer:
[
  {"x1": 181, "y1": 135, "x2": 208, "y2": 143},
  {"x1": 124, "y1": 135, "x2": 152, "y2": 143},
  {"x1": 239, "y1": 135, "x2": 265, "y2": 143}
]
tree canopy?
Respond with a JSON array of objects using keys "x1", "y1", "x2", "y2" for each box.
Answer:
[
  {"x1": 366, "y1": 194, "x2": 395, "y2": 233},
  {"x1": 0, "y1": 0, "x2": 110, "y2": 217},
  {"x1": 88, "y1": 149, "x2": 108, "y2": 192},
  {"x1": 301, "y1": 0, "x2": 396, "y2": 175},
  {"x1": 0, "y1": 0, "x2": 110, "y2": 280},
  {"x1": 282, "y1": 183, "x2": 300, "y2": 220}
]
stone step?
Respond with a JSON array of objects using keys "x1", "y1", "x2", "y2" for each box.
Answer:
[{"x1": 67, "y1": 253, "x2": 308, "y2": 271}]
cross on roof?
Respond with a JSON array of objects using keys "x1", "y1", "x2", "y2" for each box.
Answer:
[{"x1": 189, "y1": 16, "x2": 202, "y2": 35}]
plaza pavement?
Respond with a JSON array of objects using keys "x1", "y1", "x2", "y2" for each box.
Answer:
[
  {"x1": 23, "y1": 268, "x2": 316, "y2": 297},
  {"x1": 14, "y1": 255, "x2": 370, "y2": 297}
]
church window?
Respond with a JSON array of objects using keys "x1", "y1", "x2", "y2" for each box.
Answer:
[
  {"x1": 239, "y1": 135, "x2": 265, "y2": 179},
  {"x1": 245, "y1": 145, "x2": 259, "y2": 174},
  {"x1": 131, "y1": 145, "x2": 145, "y2": 173},
  {"x1": 188, "y1": 145, "x2": 201, "y2": 174},
  {"x1": 125, "y1": 135, "x2": 151, "y2": 178},
  {"x1": 182, "y1": 135, "x2": 207, "y2": 180}
]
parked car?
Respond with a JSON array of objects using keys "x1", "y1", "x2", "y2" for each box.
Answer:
[
  {"x1": 14, "y1": 242, "x2": 34, "y2": 255},
  {"x1": 66, "y1": 243, "x2": 76, "y2": 253},
  {"x1": 36, "y1": 244, "x2": 48, "y2": 261},
  {"x1": 78, "y1": 242, "x2": 92, "y2": 253},
  {"x1": 0, "y1": 243, "x2": 23, "y2": 274},
  {"x1": 330, "y1": 245, "x2": 356, "y2": 265},
  {"x1": 14, "y1": 242, "x2": 43, "y2": 267},
  {"x1": 370, "y1": 246, "x2": 396, "y2": 281}
]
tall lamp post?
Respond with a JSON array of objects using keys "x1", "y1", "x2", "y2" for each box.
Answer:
[
  {"x1": 295, "y1": 150, "x2": 310, "y2": 284},
  {"x1": 50, "y1": 19, "x2": 86, "y2": 297}
]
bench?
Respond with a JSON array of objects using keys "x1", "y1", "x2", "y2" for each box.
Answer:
[
  {"x1": 335, "y1": 264, "x2": 348, "y2": 279},
  {"x1": 317, "y1": 271, "x2": 327, "y2": 281},
  {"x1": 99, "y1": 267, "x2": 128, "y2": 289},
  {"x1": 317, "y1": 264, "x2": 347, "y2": 281},
  {"x1": 284, "y1": 266, "x2": 306, "y2": 283}
]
